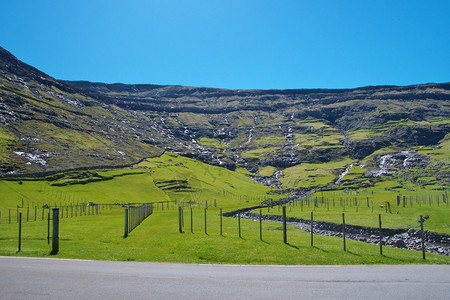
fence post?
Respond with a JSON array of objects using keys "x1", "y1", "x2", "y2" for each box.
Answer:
[
  {"x1": 282, "y1": 206, "x2": 287, "y2": 244},
  {"x1": 379, "y1": 214, "x2": 383, "y2": 256},
  {"x1": 310, "y1": 211, "x2": 314, "y2": 247},
  {"x1": 51, "y1": 208, "x2": 59, "y2": 255},
  {"x1": 342, "y1": 213, "x2": 346, "y2": 251},
  {"x1": 204, "y1": 207, "x2": 207, "y2": 235},
  {"x1": 420, "y1": 215, "x2": 426, "y2": 260},
  {"x1": 220, "y1": 208, "x2": 223, "y2": 236},
  {"x1": 178, "y1": 207, "x2": 183, "y2": 233},
  {"x1": 238, "y1": 210, "x2": 241, "y2": 238},
  {"x1": 259, "y1": 209, "x2": 262, "y2": 241},
  {"x1": 190, "y1": 207, "x2": 193, "y2": 233},
  {"x1": 18, "y1": 212, "x2": 22, "y2": 252},
  {"x1": 181, "y1": 205, "x2": 184, "y2": 227},
  {"x1": 124, "y1": 209, "x2": 129, "y2": 238},
  {"x1": 47, "y1": 211, "x2": 51, "y2": 244}
]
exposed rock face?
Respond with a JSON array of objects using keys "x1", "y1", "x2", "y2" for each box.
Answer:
[{"x1": 342, "y1": 138, "x2": 390, "y2": 159}]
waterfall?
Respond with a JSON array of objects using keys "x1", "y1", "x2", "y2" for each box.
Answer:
[{"x1": 335, "y1": 163, "x2": 355, "y2": 185}]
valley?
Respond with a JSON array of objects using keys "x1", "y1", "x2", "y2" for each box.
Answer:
[{"x1": 0, "y1": 45, "x2": 449, "y2": 264}]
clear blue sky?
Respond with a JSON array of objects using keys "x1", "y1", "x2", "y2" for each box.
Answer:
[{"x1": 1, "y1": 0, "x2": 449, "y2": 89}]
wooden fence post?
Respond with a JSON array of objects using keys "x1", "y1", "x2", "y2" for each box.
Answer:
[
  {"x1": 124, "y1": 209, "x2": 129, "y2": 238},
  {"x1": 420, "y1": 215, "x2": 426, "y2": 260},
  {"x1": 259, "y1": 209, "x2": 262, "y2": 241},
  {"x1": 310, "y1": 211, "x2": 314, "y2": 247},
  {"x1": 379, "y1": 214, "x2": 383, "y2": 256},
  {"x1": 51, "y1": 208, "x2": 59, "y2": 254},
  {"x1": 342, "y1": 213, "x2": 346, "y2": 251},
  {"x1": 18, "y1": 212, "x2": 22, "y2": 252},
  {"x1": 282, "y1": 206, "x2": 287, "y2": 244},
  {"x1": 238, "y1": 210, "x2": 241, "y2": 238},
  {"x1": 204, "y1": 208, "x2": 207, "y2": 235},
  {"x1": 190, "y1": 207, "x2": 193, "y2": 233},
  {"x1": 220, "y1": 208, "x2": 223, "y2": 236},
  {"x1": 178, "y1": 207, "x2": 183, "y2": 233}
]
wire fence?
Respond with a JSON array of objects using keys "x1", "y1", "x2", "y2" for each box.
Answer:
[{"x1": 124, "y1": 203, "x2": 153, "y2": 237}]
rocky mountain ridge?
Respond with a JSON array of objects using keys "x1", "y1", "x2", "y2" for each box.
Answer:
[{"x1": 0, "y1": 46, "x2": 449, "y2": 190}]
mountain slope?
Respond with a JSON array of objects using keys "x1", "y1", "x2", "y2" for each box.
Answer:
[
  {"x1": 0, "y1": 46, "x2": 449, "y2": 190},
  {"x1": 0, "y1": 47, "x2": 163, "y2": 175}
]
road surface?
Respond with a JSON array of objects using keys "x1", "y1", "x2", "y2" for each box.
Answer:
[{"x1": 1, "y1": 256, "x2": 449, "y2": 299}]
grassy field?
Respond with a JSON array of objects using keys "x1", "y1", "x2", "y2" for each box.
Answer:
[
  {"x1": 0, "y1": 204, "x2": 448, "y2": 264},
  {"x1": 0, "y1": 153, "x2": 448, "y2": 264},
  {"x1": 265, "y1": 186, "x2": 449, "y2": 234}
]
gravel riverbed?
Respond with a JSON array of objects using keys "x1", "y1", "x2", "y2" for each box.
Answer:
[{"x1": 228, "y1": 210, "x2": 450, "y2": 256}]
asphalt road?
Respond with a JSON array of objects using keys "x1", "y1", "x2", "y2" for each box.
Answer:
[{"x1": 1, "y1": 256, "x2": 449, "y2": 299}]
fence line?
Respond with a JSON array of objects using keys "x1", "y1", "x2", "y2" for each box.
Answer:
[
  {"x1": 124, "y1": 203, "x2": 153, "y2": 237},
  {"x1": 0, "y1": 203, "x2": 101, "y2": 224}
]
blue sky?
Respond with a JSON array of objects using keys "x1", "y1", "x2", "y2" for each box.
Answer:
[{"x1": 1, "y1": 0, "x2": 449, "y2": 89}]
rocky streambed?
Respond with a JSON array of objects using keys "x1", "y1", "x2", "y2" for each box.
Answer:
[{"x1": 226, "y1": 210, "x2": 450, "y2": 256}]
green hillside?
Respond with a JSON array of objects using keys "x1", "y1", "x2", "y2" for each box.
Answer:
[{"x1": 0, "y1": 154, "x2": 448, "y2": 264}]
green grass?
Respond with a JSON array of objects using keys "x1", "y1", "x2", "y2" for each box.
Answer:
[
  {"x1": 259, "y1": 166, "x2": 277, "y2": 177},
  {"x1": 0, "y1": 205, "x2": 448, "y2": 264},
  {"x1": 0, "y1": 153, "x2": 450, "y2": 264},
  {"x1": 347, "y1": 117, "x2": 450, "y2": 142},
  {"x1": 0, "y1": 153, "x2": 448, "y2": 264},
  {"x1": 0, "y1": 153, "x2": 275, "y2": 211},
  {"x1": 280, "y1": 159, "x2": 354, "y2": 189},
  {"x1": 198, "y1": 137, "x2": 226, "y2": 149},
  {"x1": 241, "y1": 147, "x2": 282, "y2": 161},
  {"x1": 269, "y1": 186, "x2": 450, "y2": 234},
  {"x1": 0, "y1": 125, "x2": 17, "y2": 165}
]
